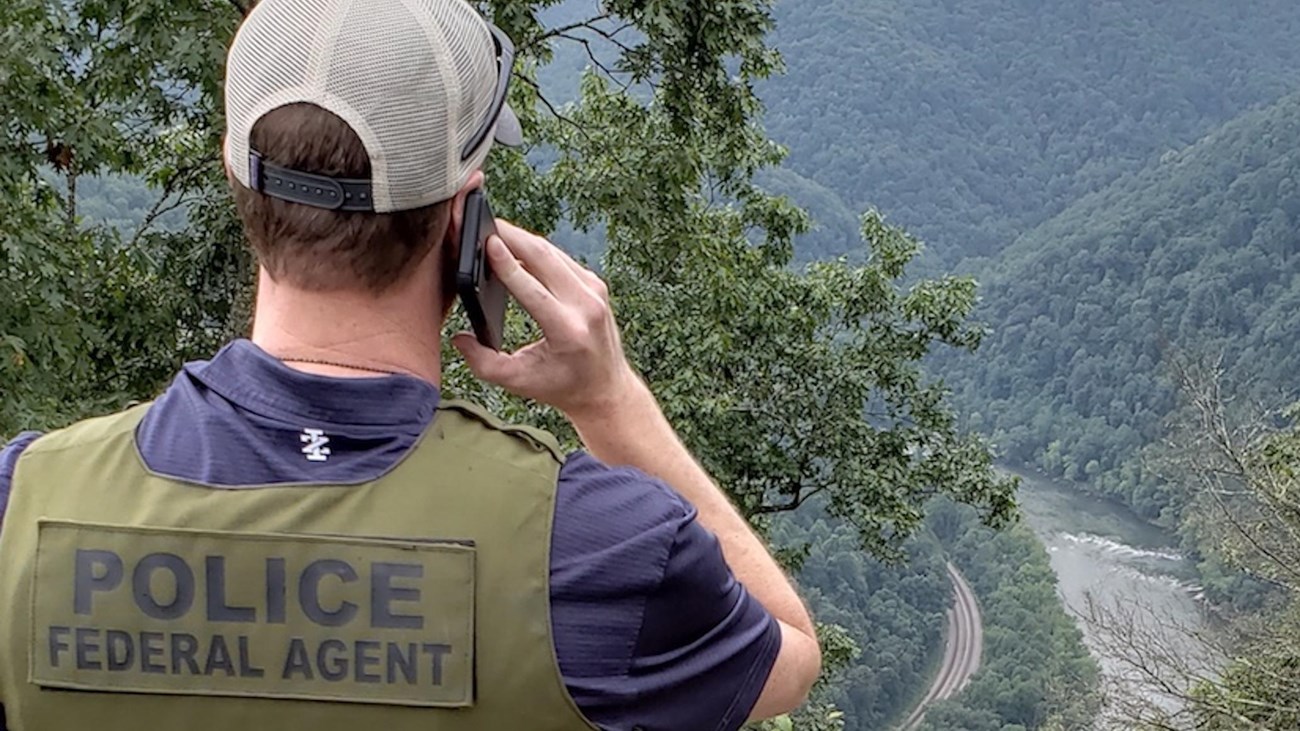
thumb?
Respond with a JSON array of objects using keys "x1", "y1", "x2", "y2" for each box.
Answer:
[{"x1": 452, "y1": 332, "x2": 516, "y2": 386}]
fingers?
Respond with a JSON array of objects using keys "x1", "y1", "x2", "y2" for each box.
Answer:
[
  {"x1": 484, "y1": 236, "x2": 564, "y2": 332},
  {"x1": 452, "y1": 332, "x2": 523, "y2": 389},
  {"x1": 455, "y1": 220, "x2": 632, "y2": 412},
  {"x1": 550, "y1": 245, "x2": 611, "y2": 302},
  {"x1": 495, "y1": 220, "x2": 595, "y2": 300}
]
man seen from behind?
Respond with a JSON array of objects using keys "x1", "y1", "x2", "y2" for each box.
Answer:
[{"x1": 0, "y1": 1, "x2": 822, "y2": 728}]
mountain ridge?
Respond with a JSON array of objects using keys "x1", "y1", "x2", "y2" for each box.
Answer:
[
  {"x1": 943, "y1": 89, "x2": 1300, "y2": 520},
  {"x1": 759, "y1": 0, "x2": 1300, "y2": 264}
]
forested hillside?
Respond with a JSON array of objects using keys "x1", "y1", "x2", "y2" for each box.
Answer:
[
  {"x1": 942, "y1": 91, "x2": 1300, "y2": 522},
  {"x1": 21, "y1": 1, "x2": 1300, "y2": 726},
  {"x1": 759, "y1": 0, "x2": 1300, "y2": 264}
]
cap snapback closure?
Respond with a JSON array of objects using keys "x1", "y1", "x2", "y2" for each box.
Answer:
[{"x1": 248, "y1": 151, "x2": 376, "y2": 212}]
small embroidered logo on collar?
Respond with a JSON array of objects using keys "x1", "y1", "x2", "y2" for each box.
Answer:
[{"x1": 300, "y1": 428, "x2": 332, "y2": 463}]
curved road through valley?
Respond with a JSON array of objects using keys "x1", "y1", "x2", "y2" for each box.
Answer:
[{"x1": 899, "y1": 562, "x2": 984, "y2": 731}]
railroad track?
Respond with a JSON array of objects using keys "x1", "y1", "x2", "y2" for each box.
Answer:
[{"x1": 897, "y1": 561, "x2": 984, "y2": 731}]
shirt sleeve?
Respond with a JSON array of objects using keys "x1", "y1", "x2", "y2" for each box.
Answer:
[
  {"x1": 0, "y1": 432, "x2": 41, "y2": 731},
  {"x1": 551, "y1": 452, "x2": 780, "y2": 731},
  {"x1": 0, "y1": 432, "x2": 42, "y2": 533},
  {"x1": 627, "y1": 502, "x2": 781, "y2": 731}
]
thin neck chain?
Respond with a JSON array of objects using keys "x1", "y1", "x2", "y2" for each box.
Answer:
[{"x1": 279, "y1": 357, "x2": 407, "y2": 377}]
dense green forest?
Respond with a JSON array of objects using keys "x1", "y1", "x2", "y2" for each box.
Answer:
[
  {"x1": 774, "y1": 512, "x2": 949, "y2": 730},
  {"x1": 759, "y1": 0, "x2": 1300, "y2": 266},
  {"x1": 541, "y1": 1, "x2": 1300, "y2": 725},
  {"x1": 941, "y1": 91, "x2": 1300, "y2": 525},
  {"x1": 75, "y1": 175, "x2": 186, "y2": 233}
]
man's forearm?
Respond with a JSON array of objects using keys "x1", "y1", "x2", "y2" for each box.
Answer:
[
  {"x1": 568, "y1": 375, "x2": 816, "y2": 639},
  {"x1": 460, "y1": 224, "x2": 819, "y2": 716}
]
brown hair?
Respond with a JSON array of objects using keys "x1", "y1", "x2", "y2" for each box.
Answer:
[{"x1": 230, "y1": 103, "x2": 453, "y2": 293}]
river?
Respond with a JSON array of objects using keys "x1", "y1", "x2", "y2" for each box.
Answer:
[{"x1": 1012, "y1": 467, "x2": 1216, "y2": 727}]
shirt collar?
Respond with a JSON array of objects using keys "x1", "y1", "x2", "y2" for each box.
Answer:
[{"x1": 186, "y1": 339, "x2": 440, "y2": 428}]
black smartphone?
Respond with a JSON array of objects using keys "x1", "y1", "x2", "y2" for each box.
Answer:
[{"x1": 456, "y1": 189, "x2": 508, "y2": 351}]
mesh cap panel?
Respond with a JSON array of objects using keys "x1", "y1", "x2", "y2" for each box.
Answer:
[{"x1": 225, "y1": 0, "x2": 509, "y2": 212}]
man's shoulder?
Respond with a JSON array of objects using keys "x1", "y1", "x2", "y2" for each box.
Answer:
[
  {"x1": 548, "y1": 452, "x2": 692, "y2": 684},
  {"x1": 1, "y1": 431, "x2": 46, "y2": 526},
  {"x1": 16, "y1": 404, "x2": 151, "y2": 459},
  {"x1": 549, "y1": 452, "x2": 780, "y2": 731},
  {"x1": 1, "y1": 433, "x2": 43, "y2": 475},
  {"x1": 550, "y1": 451, "x2": 694, "y2": 620},
  {"x1": 0, "y1": 404, "x2": 151, "y2": 526},
  {"x1": 553, "y1": 452, "x2": 692, "y2": 567},
  {"x1": 556, "y1": 451, "x2": 687, "y2": 508},
  {"x1": 436, "y1": 399, "x2": 566, "y2": 466}
]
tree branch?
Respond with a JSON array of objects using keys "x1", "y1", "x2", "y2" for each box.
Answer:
[
  {"x1": 129, "y1": 163, "x2": 211, "y2": 249},
  {"x1": 526, "y1": 13, "x2": 613, "y2": 48},
  {"x1": 557, "y1": 33, "x2": 634, "y2": 94},
  {"x1": 513, "y1": 73, "x2": 592, "y2": 141},
  {"x1": 753, "y1": 484, "x2": 828, "y2": 515},
  {"x1": 573, "y1": 21, "x2": 638, "y2": 54}
]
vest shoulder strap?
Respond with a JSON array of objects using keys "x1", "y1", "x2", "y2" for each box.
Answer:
[
  {"x1": 20, "y1": 403, "x2": 152, "y2": 458},
  {"x1": 437, "y1": 398, "x2": 566, "y2": 466}
]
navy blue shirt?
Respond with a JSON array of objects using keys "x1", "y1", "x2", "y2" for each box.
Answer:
[{"x1": 0, "y1": 340, "x2": 779, "y2": 731}]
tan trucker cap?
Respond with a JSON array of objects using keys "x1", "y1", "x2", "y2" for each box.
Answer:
[{"x1": 224, "y1": 0, "x2": 522, "y2": 213}]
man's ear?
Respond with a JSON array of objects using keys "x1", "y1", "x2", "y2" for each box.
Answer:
[
  {"x1": 221, "y1": 134, "x2": 234, "y2": 183},
  {"x1": 445, "y1": 169, "x2": 487, "y2": 246}
]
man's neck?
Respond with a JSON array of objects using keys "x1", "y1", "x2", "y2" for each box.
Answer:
[{"x1": 250, "y1": 269, "x2": 445, "y2": 384}]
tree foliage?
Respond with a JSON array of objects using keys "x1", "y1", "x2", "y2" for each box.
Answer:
[
  {"x1": 1, "y1": 0, "x2": 1017, "y2": 547},
  {"x1": 771, "y1": 508, "x2": 950, "y2": 730},
  {"x1": 1175, "y1": 371, "x2": 1300, "y2": 731},
  {"x1": 0, "y1": 0, "x2": 249, "y2": 432}
]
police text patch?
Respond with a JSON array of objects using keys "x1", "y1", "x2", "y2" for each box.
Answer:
[{"x1": 32, "y1": 520, "x2": 475, "y2": 707}]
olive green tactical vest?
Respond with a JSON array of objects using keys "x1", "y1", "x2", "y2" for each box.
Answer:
[{"x1": 0, "y1": 400, "x2": 597, "y2": 731}]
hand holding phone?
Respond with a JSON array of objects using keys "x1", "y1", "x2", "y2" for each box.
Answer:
[
  {"x1": 457, "y1": 189, "x2": 509, "y2": 350},
  {"x1": 452, "y1": 220, "x2": 639, "y2": 423}
]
